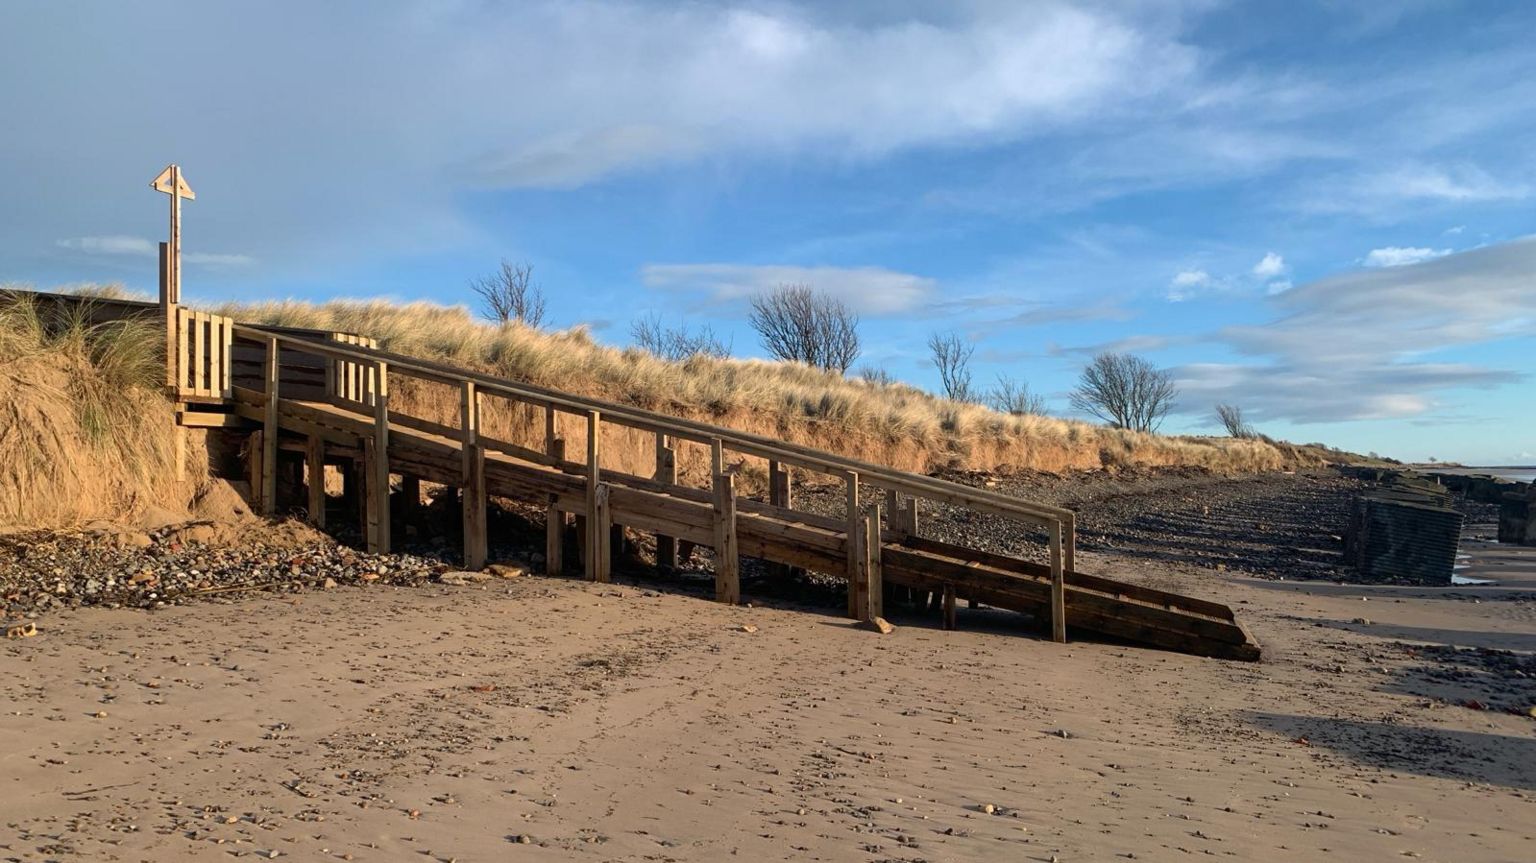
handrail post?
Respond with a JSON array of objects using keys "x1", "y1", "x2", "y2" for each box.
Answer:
[
  {"x1": 366, "y1": 360, "x2": 391, "y2": 554},
  {"x1": 261, "y1": 335, "x2": 279, "y2": 514},
  {"x1": 1049, "y1": 519, "x2": 1067, "y2": 644},
  {"x1": 712, "y1": 472, "x2": 739, "y2": 604},
  {"x1": 655, "y1": 433, "x2": 677, "y2": 569},
  {"x1": 711, "y1": 437, "x2": 724, "y2": 477},
  {"x1": 845, "y1": 470, "x2": 860, "y2": 619},
  {"x1": 461, "y1": 380, "x2": 486, "y2": 570}
]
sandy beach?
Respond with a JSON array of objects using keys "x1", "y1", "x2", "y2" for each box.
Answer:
[{"x1": 3, "y1": 514, "x2": 1533, "y2": 862}]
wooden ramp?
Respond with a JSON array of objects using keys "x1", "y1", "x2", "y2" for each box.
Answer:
[{"x1": 161, "y1": 315, "x2": 1261, "y2": 662}]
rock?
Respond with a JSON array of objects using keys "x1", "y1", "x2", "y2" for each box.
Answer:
[
  {"x1": 1352, "y1": 617, "x2": 1371, "y2": 625},
  {"x1": 981, "y1": 803, "x2": 996, "y2": 815},
  {"x1": 322, "y1": 577, "x2": 338, "y2": 590},
  {"x1": 863, "y1": 617, "x2": 895, "y2": 634},
  {"x1": 736, "y1": 624, "x2": 759, "y2": 633},
  {"x1": 486, "y1": 563, "x2": 528, "y2": 579},
  {"x1": 440, "y1": 571, "x2": 492, "y2": 586},
  {"x1": 5, "y1": 621, "x2": 38, "y2": 639}
]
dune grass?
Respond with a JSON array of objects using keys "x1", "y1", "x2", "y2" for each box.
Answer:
[
  {"x1": 210, "y1": 297, "x2": 1319, "y2": 476},
  {"x1": 0, "y1": 293, "x2": 199, "y2": 527}
]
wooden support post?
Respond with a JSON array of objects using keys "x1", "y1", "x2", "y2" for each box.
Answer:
[
  {"x1": 711, "y1": 437, "x2": 724, "y2": 477},
  {"x1": 544, "y1": 406, "x2": 557, "y2": 455},
  {"x1": 853, "y1": 504, "x2": 882, "y2": 622},
  {"x1": 545, "y1": 437, "x2": 566, "y2": 575},
  {"x1": 367, "y1": 361, "x2": 391, "y2": 554},
  {"x1": 261, "y1": 336, "x2": 279, "y2": 515},
  {"x1": 942, "y1": 584, "x2": 957, "y2": 631},
  {"x1": 1049, "y1": 520, "x2": 1067, "y2": 644},
  {"x1": 247, "y1": 430, "x2": 263, "y2": 509},
  {"x1": 460, "y1": 381, "x2": 487, "y2": 570},
  {"x1": 712, "y1": 472, "x2": 739, "y2": 604},
  {"x1": 1063, "y1": 511, "x2": 1077, "y2": 576},
  {"x1": 767, "y1": 460, "x2": 792, "y2": 578},
  {"x1": 901, "y1": 496, "x2": 919, "y2": 536},
  {"x1": 845, "y1": 471, "x2": 860, "y2": 619},
  {"x1": 305, "y1": 435, "x2": 326, "y2": 529},
  {"x1": 654, "y1": 434, "x2": 677, "y2": 569},
  {"x1": 585, "y1": 410, "x2": 603, "y2": 582},
  {"x1": 593, "y1": 483, "x2": 612, "y2": 583},
  {"x1": 401, "y1": 476, "x2": 421, "y2": 525}
]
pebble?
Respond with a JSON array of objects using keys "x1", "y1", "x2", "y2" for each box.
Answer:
[{"x1": 0, "y1": 528, "x2": 449, "y2": 617}]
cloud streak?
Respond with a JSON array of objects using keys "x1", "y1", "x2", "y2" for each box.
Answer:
[{"x1": 640, "y1": 263, "x2": 933, "y2": 315}]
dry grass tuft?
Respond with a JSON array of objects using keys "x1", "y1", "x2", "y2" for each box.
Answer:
[{"x1": 0, "y1": 294, "x2": 202, "y2": 528}]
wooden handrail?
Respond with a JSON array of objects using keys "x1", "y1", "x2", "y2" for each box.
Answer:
[{"x1": 226, "y1": 323, "x2": 1076, "y2": 529}]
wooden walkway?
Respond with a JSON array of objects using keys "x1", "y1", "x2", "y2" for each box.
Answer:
[{"x1": 155, "y1": 309, "x2": 1259, "y2": 660}]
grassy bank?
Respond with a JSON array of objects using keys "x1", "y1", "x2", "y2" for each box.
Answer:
[
  {"x1": 211, "y1": 297, "x2": 1327, "y2": 477},
  {"x1": 0, "y1": 295, "x2": 206, "y2": 528}
]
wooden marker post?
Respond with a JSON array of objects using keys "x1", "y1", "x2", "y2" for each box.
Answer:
[{"x1": 151, "y1": 164, "x2": 194, "y2": 392}]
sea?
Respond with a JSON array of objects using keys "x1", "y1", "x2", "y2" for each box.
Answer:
[{"x1": 1424, "y1": 466, "x2": 1536, "y2": 484}]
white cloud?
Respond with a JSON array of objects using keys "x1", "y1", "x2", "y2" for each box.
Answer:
[
  {"x1": 1252, "y1": 252, "x2": 1285, "y2": 279},
  {"x1": 1362, "y1": 246, "x2": 1452, "y2": 268},
  {"x1": 640, "y1": 263, "x2": 933, "y2": 315},
  {"x1": 56, "y1": 235, "x2": 254, "y2": 267},
  {"x1": 1167, "y1": 269, "x2": 1212, "y2": 301},
  {"x1": 1265, "y1": 279, "x2": 1293, "y2": 295},
  {"x1": 56, "y1": 235, "x2": 156, "y2": 256}
]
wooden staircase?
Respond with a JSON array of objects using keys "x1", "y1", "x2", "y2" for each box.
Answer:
[{"x1": 14, "y1": 290, "x2": 1262, "y2": 660}]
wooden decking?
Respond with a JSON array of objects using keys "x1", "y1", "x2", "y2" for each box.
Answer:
[{"x1": 0, "y1": 287, "x2": 1251, "y2": 661}]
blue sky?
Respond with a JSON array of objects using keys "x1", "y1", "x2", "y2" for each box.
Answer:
[{"x1": 2, "y1": 1, "x2": 1534, "y2": 464}]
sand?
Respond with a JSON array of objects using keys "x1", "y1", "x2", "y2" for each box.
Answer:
[{"x1": 2, "y1": 540, "x2": 1533, "y2": 862}]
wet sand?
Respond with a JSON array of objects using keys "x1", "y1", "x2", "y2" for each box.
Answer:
[{"x1": 2, "y1": 537, "x2": 1533, "y2": 862}]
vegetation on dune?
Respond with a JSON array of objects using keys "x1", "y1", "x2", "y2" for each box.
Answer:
[
  {"x1": 0, "y1": 283, "x2": 1359, "y2": 530},
  {"x1": 209, "y1": 295, "x2": 1323, "y2": 476},
  {"x1": 0, "y1": 293, "x2": 201, "y2": 527}
]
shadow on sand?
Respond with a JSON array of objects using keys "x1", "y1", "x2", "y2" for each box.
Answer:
[{"x1": 1247, "y1": 711, "x2": 1536, "y2": 791}]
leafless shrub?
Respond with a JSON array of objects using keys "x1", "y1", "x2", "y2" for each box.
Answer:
[
  {"x1": 630, "y1": 313, "x2": 730, "y2": 361},
  {"x1": 1216, "y1": 403, "x2": 1256, "y2": 439},
  {"x1": 1070, "y1": 352, "x2": 1177, "y2": 432},
  {"x1": 748, "y1": 284, "x2": 860, "y2": 374},
  {"x1": 471, "y1": 259, "x2": 546, "y2": 327},
  {"x1": 858, "y1": 365, "x2": 897, "y2": 386},
  {"x1": 987, "y1": 374, "x2": 1047, "y2": 416},
  {"x1": 927, "y1": 330, "x2": 976, "y2": 402}
]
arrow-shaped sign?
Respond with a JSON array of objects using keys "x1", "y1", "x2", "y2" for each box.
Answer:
[{"x1": 150, "y1": 164, "x2": 195, "y2": 199}]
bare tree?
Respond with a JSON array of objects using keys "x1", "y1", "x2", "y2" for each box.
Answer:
[
  {"x1": 927, "y1": 330, "x2": 976, "y2": 402},
  {"x1": 748, "y1": 284, "x2": 861, "y2": 373},
  {"x1": 987, "y1": 374, "x2": 1048, "y2": 416},
  {"x1": 1069, "y1": 352, "x2": 1177, "y2": 432},
  {"x1": 1215, "y1": 403, "x2": 1255, "y2": 439},
  {"x1": 858, "y1": 365, "x2": 896, "y2": 386},
  {"x1": 471, "y1": 259, "x2": 546, "y2": 326},
  {"x1": 630, "y1": 313, "x2": 731, "y2": 361}
]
